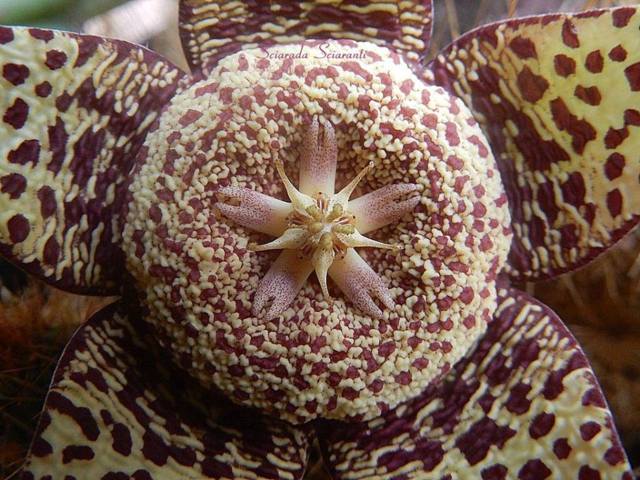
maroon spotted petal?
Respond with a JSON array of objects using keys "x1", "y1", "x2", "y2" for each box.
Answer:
[
  {"x1": 0, "y1": 27, "x2": 183, "y2": 295},
  {"x1": 430, "y1": 7, "x2": 640, "y2": 281},
  {"x1": 179, "y1": 0, "x2": 433, "y2": 74},
  {"x1": 316, "y1": 284, "x2": 632, "y2": 478},
  {"x1": 21, "y1": 302, "x2": 310, "y2": 479}
]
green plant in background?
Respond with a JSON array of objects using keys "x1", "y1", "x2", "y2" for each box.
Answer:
[{"x1": 0, "y1": 0, "x2": 125, "y2": 29}]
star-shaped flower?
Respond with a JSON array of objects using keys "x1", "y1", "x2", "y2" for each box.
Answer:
[
  {"x1": 0, "y1": 1, "x2": 638, "y2": 479},
  {"x1": 215, "y1": 118, "x2": 420, "y2": 320}
]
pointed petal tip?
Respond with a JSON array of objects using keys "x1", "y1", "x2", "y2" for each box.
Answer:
[{"x1": 334, "y1": 161, "x2": 375, "y2": 205}]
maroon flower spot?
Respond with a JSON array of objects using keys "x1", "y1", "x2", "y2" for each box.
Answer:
[
  {"x1": 30, "y1": 436, "x2": 53, "y2": 457},
  {"x1": 606, "y1": 188, "x2": 623, "y2": 217},
  {"x1": 8, "y1": 214, "x2": 29, "y2": 243},
  {"x1": 578, "y1": 466, "x2": 601, "y2": 480},
  {"x1": 481, "y1": 465, "x2": 508, "y2": 480},
  {"x1": 342, "y1": 387, "x2": 358, "y2": 400},
  {"x1": 605, "y1": 126, "x2": 629, "y2": 149},
  {"x1": 447, "y1": 155, "x2": 463, "y2": 169},
  {"x1": 395, "y1": 371, "x2": 412, "y2": 385},
  {"x1": 609, "y1": 45, "x2": 627, "y2": 62},
  {"x1": 148, "y1": 205, "x2": 162, "y2": 223},
  {"x1": 456, "y1": 417, "x2": 516, "y2": 466},
  {"x1": 142, "y1": 429, "x2": 169, "y2": 465},
  {"x1": 604, "y1": 446, "x2": 625, "y2": 465},
  {"x1": 370, "y1": 379, "x2": 383, "y2": 393},
  {"x1": 75, "y1": 37, "x2": 99, "y2": 67},
  {"x1": 62, "y1": 445, "x2": 94, "y2": 463},
  {"x1": 412, "y1": 357, "x2": 428, "y2": 369},
  {"x1": 3, "y1": 63, "x2": 29, "y2": 85},
  {"x1": 29, "y1": 28, "x2": 53, "y2": 41},
  {"x1": 604, "y1": 153, "x2": 625, "y2": 180},
  {"x1": 550, "y1": 98, "x2": 596, "y2": 154},
  {"x1": 37, "y1": 186, "x2": 57, "y2": 218},
  {"x1": 45, "y1": 50, "x2": 67, "y2": 70},
  {"x1": 0, "y1": 27, "x2": 14, "y2": 43},
  {"x1": 624, "y1": 62, "x2": 640, "y2": 91},
  {"x1": 0, "y1": 173, "x2": 26, "y2": 199},
  {"x1": 43, "y1": 237, "x2": 60, "y2": 265},
  {"x1": 179, "y1": 109, "x2": 202, "y2": 126},
  {"x1": 378, "y1": 341, "x2": 395, "y2": 358},
  {"x1": 195, "y1": 82, "x2": 219, "y2": 96},
  {"x1": 422, "y1": 113, "x2": 437, "y2": 129},
  {"x1": 473, "y1": 202, "x2": 487, "y2": 218},
  {"x1": 560, "y1": 172, "x2": 587, "y2": 207},
  {"x1": 553, "y1": 438, "x2": 571, "y2": 459},
  {"x1": 340, "y1": 61, "x2": 372, "y2": 82},
  {"x1": 554, "y1": 54, "x2": 576, "y2": 77},
  {"x1": 463, "y1": 315, "x2": 476, "y2": 329},
  {"x1": 35, "y1": 81, "x2": 53, "y2": 97},
  {"x1": 458, "y1": 287, "x2": 474, "y2": 305},
  {"x1": 479, "y1": 235, "x2": 493, "y2": 252},
  {"x1": 509, "y1": 36, "x2": 537, "y2": 59},
  {"x1": 444, "y1": 122, "x2": 460, "y2": 146},
  {"x1": 8, "y1": 139, "x2": 40, "y2": 166},
  {"x1": 585, "y1": 50, "x2": 604, "y2": 73},
  {"x1": 561, "y1": 20, "x2": 580, "y2": 48},
  {"x1": 582, "y1": 387, "x2": 605, "y2": 407},
  {"x1": 219, "y1": 87, "x2": 233, "y2": 103},
  {"x1": 55, "y1": 92, "x2": 73, "y2": 112},
  {"x1": 529, "y1": 412, "x2": 555, "y2": 439},
  {"x1": 505, "y1": 382, "x2": 532, "y2": 414},
  {"x1": 3, "y1": 97, "x2": 29, "y2": 129},
  {"x1": 625, "y1": 108, "x2": 640, "y2": 126},
  {"x1": 400, "y1": 79, "x2": 413, "y2": 95},
  {"x1": 613, "y1": 8, "x2": 635, "y2": 27},
  {"x1": 516, "y1": 66, "x2": 549, "y2": 103},
  {"x1": 580, "y1": 421, "x2": 601, "y2": 441},
  {"x1": 102, "y1": 473, "x2": 129, "y2": 480},
  {"x1": 574, "y1": 85, "x2": 601, "y2": 106},
  {"x1": 518, "y1": 459, "x2": 551, "y2": 479}
]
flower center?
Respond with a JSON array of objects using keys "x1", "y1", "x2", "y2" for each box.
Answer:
[
  {"x1": 215, "y1": 118, "x2": 420, "y2": 320},
  {"x1": 250, "y1": 159, "x2": 399, "y2": 300}
]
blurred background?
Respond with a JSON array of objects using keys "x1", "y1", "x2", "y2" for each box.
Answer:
[{"x1": 0, "y1": 0, "x2": 638, "y2": 478}]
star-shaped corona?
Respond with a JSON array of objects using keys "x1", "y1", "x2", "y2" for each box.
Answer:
[{"x1": 215, "y1": 118, "x2": 420, "y2": 320}]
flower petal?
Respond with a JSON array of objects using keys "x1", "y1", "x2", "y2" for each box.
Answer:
[
  {"x1": 429, "y1": 7, "x2": 640, "y2": 281},
  {"x1": 216, "y1": 186, "x2": 291, "y2": 236},
  {"x1": 178, "y1": 0, "x2": 433, "y2": 74},
  {"x1": 328, "y1": 249, "x2": 394, "y2": 319},
  {"x1": 317, "y1": 285, "x2": 632, "y2": 478},
  {"x1": 21, "y1": 301, "x2": 310, "y2": 479},
  {"x1": 0, "y1": 27, "x2": 183, "y2": 295},
  {"x1": 253, "y1": 250, "x2": 314, "y2": 320},
  {"x1": 348, "y1": 183, "x2": 420, "y2": 234},
  {"x1": 299, "y1": 117, "x2": 337, "y2": 197}
]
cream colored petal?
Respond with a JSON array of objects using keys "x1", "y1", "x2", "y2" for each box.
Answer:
[
  {"x1": 299, "y1": 118, "x2": 338, "y2": 197},
  {"x1": 332, "y1": 162, "x2": 374, "y2": 206},
  {"x1": 253, "y1": 250, "x2": 314, "y2": 320},
  {"x1": 275, "y1": 160, "x2": 315, "y2": 211},
  {"x1": 216, "y1": 186, "x2": 291, "y2": 236},
  {"x1": 329, "y1": 249, "x2": 394, "y2": 319},
  {"x1": 348, "y1": 184, "x2": 420, "y2": 234},
  {"x1": 311, "y1": 243, "x2": 335, "y2": 299},
  {"x1": 337, "y1": 231, "x2": 397, "y2": 251},
  {"x1": 252, "y1": 228, "x2": 308, "y2": 252}
]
